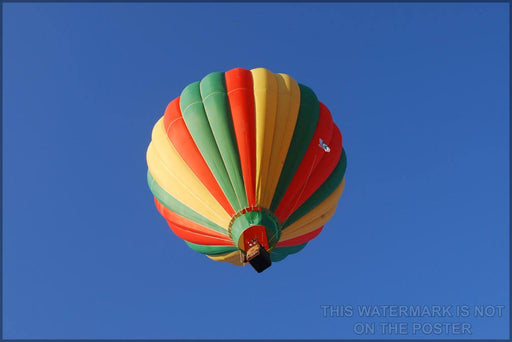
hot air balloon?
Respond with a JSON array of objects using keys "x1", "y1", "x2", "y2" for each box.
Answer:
[{"x1": 146, "y1": 67, "x2": 346, "y2": 272}]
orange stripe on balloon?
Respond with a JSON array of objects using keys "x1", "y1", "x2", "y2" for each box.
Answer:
[
  {"x1": 276, "y1": 226, "x2": 324, "y2": 247},
  {"x1": 225, "y1": 68, "x2": 256, "y2": 206},
  {"x1": 275, "y1": 102, "x2": 336, "y2": 221},
  {"x1": 163, "y1": 97, "x2": 235, "y2": 216},
  {"x1": 154, "y1": 198, "x2": 233, "y2": 245}
]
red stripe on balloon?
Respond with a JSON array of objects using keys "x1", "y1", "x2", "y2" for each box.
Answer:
[
  {"x1": 285, "y1": 126, "x2": 342, "y2": 218},
  {"x1": 225, "y1": 68, "x2": 256, "y2": 207},
  {"x1": 275, "y1": 102, "x2": 336, "y2": 221},
  {"x1": 155, "y1": 197, "x2": 233, "y2": 245},
  {"x1": 167, "y1": 221, "x2": 234, "y2": 246},
  {"x1": 163, "y1": 97, "x2": 235, "y2": 216}
]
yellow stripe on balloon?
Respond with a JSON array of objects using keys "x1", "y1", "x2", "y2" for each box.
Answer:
[
  {"x1": 280, "y1": 179, "x2": 345, "y2": 240},
  {"x1": 251, "y1": 68, "x2": 278, "y2": 207},
  {"x1": 281, "y1": 207, "x2": 337, "y2": 241},
  {"x1": 147, "y1": 118, "x2": 231, "y2": 228},
  {"x1": 207, "y1": 251, "x2": 244, "y2": 266},
  {"x1": 260, "y1": 73, "x2": 301, "y2": 208}
]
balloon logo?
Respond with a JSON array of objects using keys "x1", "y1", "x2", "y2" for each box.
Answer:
[
  {"x1": 146, "y1": 67, "x2": 347, "y2": 272},
  {"x1": 319, "y1": 138, "x2": 331, "y2": 152}
]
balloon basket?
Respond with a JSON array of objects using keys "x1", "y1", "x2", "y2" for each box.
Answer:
[{"x1": 245, "y1": 244, "x2": 272, "y2": 273}]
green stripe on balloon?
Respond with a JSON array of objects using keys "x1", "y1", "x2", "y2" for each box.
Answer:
[
  {"x1": 270, "y1": 244, "x2": 307, "y2": 262},
  {"x1": 200, "y1": 72, "x2": 248, "y2": 210},
  {"x1": 270, "y1": 84, "x2": 320, "y2": 212},
  {"x1": 180, "y1": 82, "x2": 242, "y2": 212},
  {"x1": 185, "y1": 241, "x2": 238, "y2": 255}
]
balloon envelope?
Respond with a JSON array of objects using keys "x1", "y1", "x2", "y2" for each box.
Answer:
[{"x1": 146, "y1": 67, "x2": 347, "y2": 269}]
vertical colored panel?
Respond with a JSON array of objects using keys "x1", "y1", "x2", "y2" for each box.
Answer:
[
  {"x1": 251, "y1": 68, "x2": 278, "y2": 207},
  {"x1": 225, "y1": 68, "x2": 257, "y2": 207},
  {"x1": 274, "y1": 101, "x2": 335, "y2": 221},
  {"x1": 180, "y1": 82, "x2": 242, "y2": 211},
  {"x1": 200, "y1": 72, "x2": 248, "y2": 209},
  {"x1": 287, "y1": 126, "x2": 342, "y2": 216},
  {"x1": 259, "y1": 73, "x2": 301, "y2": 208},
  {"x1": 269, "y1": 84, "x2": 320, "y2": 212},
  {"x1": 275, "y1": 110, "x2": 342, "y2": 221},
  {"x1": 163, "y1": 98, "x2": 235, "y2": 216}
]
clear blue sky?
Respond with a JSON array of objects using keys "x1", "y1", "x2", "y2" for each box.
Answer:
[{"x1": 3, "y1": 3, "x2": 509, "y2": 340}]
